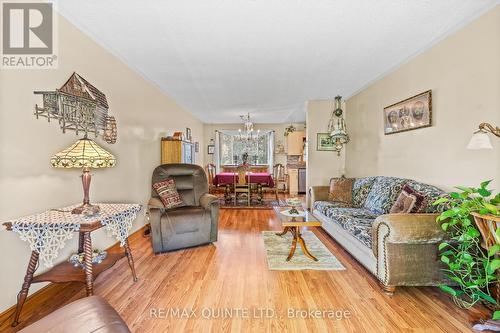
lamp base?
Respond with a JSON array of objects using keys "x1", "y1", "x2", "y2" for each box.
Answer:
[{"x1": 72, "y1": 203, "x2": 100, "y2": 216}]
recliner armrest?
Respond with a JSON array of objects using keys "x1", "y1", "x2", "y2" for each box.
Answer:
[
  {"x1": 200, "y1": 193, "x2": 218, "y2": 210},
  {"x1": 148, "y1": 197, "x2": 165, "y2": 210}
]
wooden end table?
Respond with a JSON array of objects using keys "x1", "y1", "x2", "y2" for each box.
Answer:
[
  {"x1": 3, "y1": 204, "x2": 140, "y2": 327},
  {"x1": 272, "y1": 206, "x2": 322, "y2": 261}
]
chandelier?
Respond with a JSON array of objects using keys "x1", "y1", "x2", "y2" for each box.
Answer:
[
  {"x1": 327, "y1": 96, "x2": 349, "y2": 156},
  {"x1": 238, "y1": 113, "x2": 258, "y2": 140}
]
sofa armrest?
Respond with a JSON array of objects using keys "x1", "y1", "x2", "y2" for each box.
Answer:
[
  {"x1": 372, "y1": 213, "x2": 447, "y2": 287},
  {"x1": 200, "y1": 193, "x2": 218, "y2": 210},
  {"x1": 309, "y1": 186, "x2": 329, "y2": 208}
]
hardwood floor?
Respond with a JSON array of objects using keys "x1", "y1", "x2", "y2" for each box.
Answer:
[{"x1": 1, "y1": 208, "x2": 489, "y2": 332}]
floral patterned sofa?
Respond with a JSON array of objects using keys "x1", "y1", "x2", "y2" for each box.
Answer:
[{"x1": 309, "y1": 176, "x2": 448, "y2": 293}]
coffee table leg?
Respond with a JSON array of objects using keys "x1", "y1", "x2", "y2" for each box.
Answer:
[
  {"x1": 275, "y1": 226, "x2": 291, "y2": 236},
  {"x1": 12, "y1": 251, "x2": 39, "y2": 327},
  {"x1": 286, "y1": 232, "x2": 298, "y2": 261},
  {"x1": 298, "y1": 232, "x2": 318, "y2": 261},
  {"x1": 83, "y1": 231, "x2": 93, "y2": 296}
]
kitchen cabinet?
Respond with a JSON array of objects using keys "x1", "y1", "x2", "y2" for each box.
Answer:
[{"x1": 287, "y1": 131, "x2": 305, "y2": 155}]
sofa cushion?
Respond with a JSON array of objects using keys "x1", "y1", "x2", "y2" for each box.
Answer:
[
  {"x1": 153, "y1": 179, "x2": 185, "y2": 209},
  {"x1": 321, "y1": 207, "x2": 377, "y2": 248},
  {"x1": 352, "y1": 177, "x2": 377, "y2": 207},
  {"x1": 405, "y1": 180, "x2": 447, "y2": 213},
  {"x1": 363, "y1": 176, "x2": 408, "y2": 214},
  {"x1": 328, "y1": 177, "x2": 355, "y2": 204},
  {"x1": 313, "y1": 201, "x2": 350, "y2": 215},
  {"x1": 389, "y1": 184, "x2": 426, "y2": 213}
]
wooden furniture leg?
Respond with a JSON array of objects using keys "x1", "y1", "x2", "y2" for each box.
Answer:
[
  {"x1": 124, "y1": 239, "x2": 138, "y2": 282},
  {"x1": 12, "y1": 251, "x2": 39, "y2": 327},
  {"x1": 297, "y1": 228, "x2": 318, "y2": 261},
  {"x1": 83, "y1": 231, "x2": 93, "y2": 296},
  {"x1": 78, "y1": 231, "x2": 85, "y2": 253},
  {"x1": 276, "y1": 226, "x2": 291, "y2": 236},
  {"x1": 380, "y1": 283, "x2": 396, "y2": 295},
  {"x1": 286, "y1": 233, "x2": 298, "y2": 262}
]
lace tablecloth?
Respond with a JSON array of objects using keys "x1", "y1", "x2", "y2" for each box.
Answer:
[{"x1": 8, "y1": 203, "x2": 142, "y2": 267}]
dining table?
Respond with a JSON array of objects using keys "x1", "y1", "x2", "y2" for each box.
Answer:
[{"x1": 213, "y1": 172, "x2": 275, "y2": 187}]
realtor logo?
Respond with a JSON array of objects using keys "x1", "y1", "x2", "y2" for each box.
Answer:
[{"x1": 1, "y1": 1, "x2": 57, "y2": 68}]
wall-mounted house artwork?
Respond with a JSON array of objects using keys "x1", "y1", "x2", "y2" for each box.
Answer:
[
  {"x1": 383, "y1": 90, "x2": 432, "y2": 135},
  {"x1": 34, "y1": 72, "x2": 117, "y2": 143}
]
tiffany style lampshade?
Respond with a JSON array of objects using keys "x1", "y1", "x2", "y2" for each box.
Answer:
[{"x1": 51, "y1": 137, "x2": 116, "y2": 215}]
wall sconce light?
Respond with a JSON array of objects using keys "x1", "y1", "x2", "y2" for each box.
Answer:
[{"x1": 467, "y1": 122, "x2": 500, "y2": 150}]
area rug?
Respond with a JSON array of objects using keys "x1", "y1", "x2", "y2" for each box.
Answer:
[
  {"x1": 262, "y1": 231, "x2": 346, "y2": 270},
  {"x1": 218, "y1": 198, "x2": 287, "y2": 210}
]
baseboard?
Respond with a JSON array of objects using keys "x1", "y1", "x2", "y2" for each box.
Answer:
[{"x1": 0, "y1": 224, "x2": 149, "y2": 327}]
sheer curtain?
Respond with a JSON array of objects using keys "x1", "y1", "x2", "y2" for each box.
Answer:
[
  {"x1": 214, "y1": 130, "x2": 221, "y2": 173},
  {"x1": 268, "y1": 131, "x2": 275, "y2": 173}
]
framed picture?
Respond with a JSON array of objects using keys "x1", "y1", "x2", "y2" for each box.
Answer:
[
  {"x1": 384, "y1": 90, "x2": 432, "y2": 135},
  {"x1": 207, "y1": 144, "x2": 215, "y2": 154},
  {"x1": 316, "y1": 133, "x2": 336, "y2": 151},
  {"x1": 186, "y1": 128, "x2": 192, "y2": 141}
]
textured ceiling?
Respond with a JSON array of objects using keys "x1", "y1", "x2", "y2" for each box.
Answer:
[{"x1": 55, "y1": 0, "x2": 498, "y2": 123}]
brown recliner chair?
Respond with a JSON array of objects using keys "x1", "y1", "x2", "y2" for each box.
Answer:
[{"x1": 148, "y1": 164, "x2": 219, "y2": 254}]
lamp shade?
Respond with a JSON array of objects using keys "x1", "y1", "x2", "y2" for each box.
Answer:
[
  {"x1": 51, "y1": 137, "x2": 116, "y2": 168},
  {"x1": 467, "y1": 131, "x2": 493, "y2": 150}
]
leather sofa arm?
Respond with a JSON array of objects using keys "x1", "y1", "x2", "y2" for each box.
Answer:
[
  {"x1": 200, "y1": 193, "x2": 219, "y2": 210},
  {"x1": 309, "y1": 186, "x2": 329, "y2": 208},
  {"x1": 372, "y1": 213, "x2": 446, "y2": 288}
]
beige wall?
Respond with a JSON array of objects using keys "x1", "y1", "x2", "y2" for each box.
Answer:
[
  {"x1": 0, "y1": 15, "x2": 204, "y2": 312},
  {"x1": 306, "y1": 100, "x2": 346, "y2": 205},
  {"x1": 345, "y1": 6, "x2": 500, "y2": 192},
  {"x1": 203, "y1": 122, "x2": 305, "y2": 167}
]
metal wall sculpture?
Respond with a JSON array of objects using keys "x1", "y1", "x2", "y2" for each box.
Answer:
[{"x1": 34, "y1": 72, "x2": 117, "y2": 143}]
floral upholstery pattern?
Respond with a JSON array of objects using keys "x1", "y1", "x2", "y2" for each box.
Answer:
[
  {"x1": 405, "y1": 180, "x2": 447, "y2": 213},
  {"x1": 313, "y1": 201, "x2": 349, "y2": 213},
  {"x1": 363, "y1": 177, "x2": 409, "y2": 215},
  {"x1": 313, "y1": 202, "x2": 377, "y2": 247},
  {"x1": 352, "y1": 177, "x2": 377, "y2": 207}
]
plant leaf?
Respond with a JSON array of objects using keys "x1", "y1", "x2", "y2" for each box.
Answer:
[
  {"x1": 439, "y1": 285, "x2": 457, "y2": 296},
  {"x1": 493, "y1": 311, "x2": 500, "y2": 320},
  {"x1": 488, "y1": 244, "x2": 500, "y2": 257}
]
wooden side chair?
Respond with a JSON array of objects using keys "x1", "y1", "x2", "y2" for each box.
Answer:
[
  {"x1": 272, "y1": 163, "x2": 288, "y2": 197},
  {"x1": 234, "y1": 164, "x2": 251, "y2": 206},
  {"x1": 205, "y1": 163, "x2": 216, "y2": 194}
]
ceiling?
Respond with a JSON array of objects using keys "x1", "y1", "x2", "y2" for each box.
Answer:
[{"x1": 55, "y1": 0, "x2": 498, "y2": 124}]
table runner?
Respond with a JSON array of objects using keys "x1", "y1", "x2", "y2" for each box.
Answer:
[{"x1": 9, "y1": 203, "x2": 142, "y2": 267}]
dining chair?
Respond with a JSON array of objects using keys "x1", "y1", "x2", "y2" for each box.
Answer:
[
  {"x1": 272, "y1": 163, "x2": 288, "y2": 198},
  {"x1": 234, "y1": 164, "x2": 251, "y2": 206},
  {"x1": 205, "y1": 163, "x2": 216, "y2": 194}
]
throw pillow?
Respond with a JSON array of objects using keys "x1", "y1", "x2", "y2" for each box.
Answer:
[
  {"x1": 328, "y1": 176, "x2": 355, "y2": 205},
  {"x1": 153, "y1": 179, "x2": 185, "y2": 209},
  {"x1": 389, "y1": 184, "x2": 426, "y2": 213}
]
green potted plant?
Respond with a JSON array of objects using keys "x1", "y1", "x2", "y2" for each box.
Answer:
[{"x1": 434, "y1": 180, "x2": 500, "y2": 318}]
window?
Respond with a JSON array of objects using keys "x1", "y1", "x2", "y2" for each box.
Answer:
[{"x1": 218, "y1": 130, "x2": 273, "y2": 166}]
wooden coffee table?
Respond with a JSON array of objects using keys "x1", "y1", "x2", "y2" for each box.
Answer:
[{"x1": 272, "y1": 206, "x2": 322, "y2": 261}]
